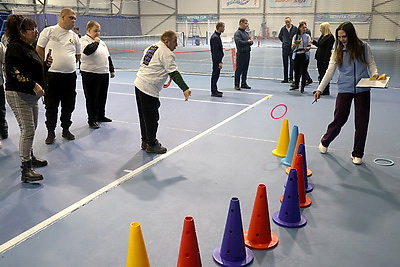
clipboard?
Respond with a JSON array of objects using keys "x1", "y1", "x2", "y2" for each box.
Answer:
[{"x1": 356, "y1": 77, "x2": 390, "y2": 88}]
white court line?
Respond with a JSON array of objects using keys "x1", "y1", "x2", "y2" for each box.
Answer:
[{"x1": 0, "y1": 95, "x2": 272, "y2": 254}]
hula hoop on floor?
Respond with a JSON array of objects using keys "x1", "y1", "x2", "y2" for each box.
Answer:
[
  {"x1": 270, "y1": 104, "x2": 288, "y2": 120},
  {"x1": 373, "y1": 158, "x2": 394, "y2": 166}
]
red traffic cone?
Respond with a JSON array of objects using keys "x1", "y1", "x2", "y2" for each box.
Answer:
[
  {"x1": 285, "y1": 133, "x2": 312, "y2": 177},
  {"x1": 244, "y1": 184, "x2": 279, "y2": 250},
  {"x1": 177, "y1": 216, "x2": 202, "y2": 267},
  {"x1": 280, "y1": 154, "x2": 312, "y2": 208}
]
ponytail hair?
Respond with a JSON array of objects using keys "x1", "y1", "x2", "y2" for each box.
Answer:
[{"x1": 4, "y1": 14, "x2": 37, "y2": 41}]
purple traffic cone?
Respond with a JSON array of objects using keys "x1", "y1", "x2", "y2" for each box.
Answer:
[
  {"x1": 281, "y1": 125, "x2": 299, "y2": 166},
  {"x1": 273, "y1": 169, "x2": 307, "y2": 228},
  {"x1": 213, "y1": 197, "x2": 254, "y2": 267},
  {"x1": 298, "y1": 143, "x2": 314, "y2": 193}
]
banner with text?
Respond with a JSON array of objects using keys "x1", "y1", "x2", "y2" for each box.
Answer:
[
  {"x1": 269, "y1": 0, "x2": 312, "y2": 8},
  {"x1": 222, "y1": 0, "x2": 260, "y2": 9},
  {"x1": 315, "y1": 14, "x2": 372, "y2": 23}
]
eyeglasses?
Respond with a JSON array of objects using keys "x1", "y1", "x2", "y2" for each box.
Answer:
[{"x1": 27, "y1": 28, "x2": 38, "y2": 32}]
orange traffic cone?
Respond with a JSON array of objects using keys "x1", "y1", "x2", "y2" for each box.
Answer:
[
  {"x1": 244, "y1": 184, "x2": 279, "y2": 250},
  {"x1": 281, "y1": 154, "x2": 312, "y2": 208},
  {"x1": 126, "y1": 222, "x2": 150, "y2": 267},
  {"x1": 177, "y1": 216, "x2": 202, "y2": 267},
  {"x1": 272, "y1": 118, "x2": 290, "y2": 157},
  {"x1": 285, "y1": 133, "x2": 312, "y2": 177}
]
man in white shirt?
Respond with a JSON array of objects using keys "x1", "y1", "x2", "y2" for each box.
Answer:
[
  {"x1": 36, "y1": 8, "x2": 81, "y2": 144},
  {"x1": 134, "y1": 30, "x2": 191, "y2": 154}
]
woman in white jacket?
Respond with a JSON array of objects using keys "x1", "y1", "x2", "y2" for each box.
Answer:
[{"x1": 80, "y1": 20, "x2": 115, "y2": 129}]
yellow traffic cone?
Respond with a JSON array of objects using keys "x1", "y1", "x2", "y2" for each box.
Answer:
[
  {"x1": 272, "y1": 118, "x2": 290, "y2": 157},
  {"x1": 126, "y1": 222, "x2": 150, "y2": 267}
]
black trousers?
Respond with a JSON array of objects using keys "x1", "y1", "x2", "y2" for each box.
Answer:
[
  {"x1": 317, "y1": 60, "x2": 330, "y2": 94},
  {"x1": 81, "y1": 71, "x2": 109, "y2": 122},
  {"x1": 44, "y1": 72, "x2": 77, "y2": 131},
  {"x1": 282, "y1": 49, "x2": 294, "y2": 81},
  {"x1": 321, "y1": 91, "x2": 370, "y2": 158},
  {"x1": 135, "y1": 87, "x2": 160, "y2": 146},
  {"x1": 211, "y1": 61, "x2": 221, "y2": 93},
  {"x1": 234, "y1": 52, "x2": 250, "y2": 86},
  {"x1": 0, "y1": 85, "x2": 8, "y2": 137},
  {"x1": 293, "y1": 53, "x2": 309, "y2": 88}
]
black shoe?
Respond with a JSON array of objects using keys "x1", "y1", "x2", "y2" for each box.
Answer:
[
  {"x1": 62, "y1": 129, "x2": 75, "y2": 140},
  {"x1": 141, "y1": 140, "x2": 147, "y2": 150},
  {"x1": 288, "y1": 79, "x2": 293, "y2": 83},
  {"x1": 146, "y1": 140, "x2": 167, "y2": 154},
  {"x1": 211, "y1": 92, "x2": 223, "y2": 97},
  {"x1": 88, "y1": 121, "x2": 100, "y2": 129},
  {"x1": 306, "y1": 80, "x2": 313, "y2": 86},
  {"x1": 300, "y1": 87, "x2": 305, "y2": 93},
  {"x1": 234, "y1": 85, "x2": 241, "y2": 90},
  {"x1": 98, "y1": 116, "x2": 112, "y2": 122},
  {"x1": 241, "y1": 84, "x2": 251, "y2": 89},
  {"x1": 31, "y1": 153, "x2": 48, "y2": 168},
  {"x1": 281, "y1": 79, "x2": 288, "y2": 83},
  {"x1": 290, "y1": 84, "x2": 299, "y2": 90},
  {"x1": 21, "y1": 161, "x2": 43, "y2": 182},
  {"x1": 45, "y1": 131, "x2": 55, "y2": 144}
]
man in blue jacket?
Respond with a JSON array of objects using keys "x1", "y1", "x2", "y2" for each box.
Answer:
[
  {"x1": 278, "y1": 17, "x2": 297, "y2": 83},
  {"x1": 234, "y1": 18, "x2": 253, "y2": 90},
  {"x1": 210, "y1": 21, "x2": 225, "y2": 97}
]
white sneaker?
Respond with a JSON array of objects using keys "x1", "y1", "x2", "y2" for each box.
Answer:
[
  {"x1": 351, "y1": 156, "x2": 363, "y2": 165},
  {"x1": 319, "y1": 142, "x2": 328, "y2": 154}
]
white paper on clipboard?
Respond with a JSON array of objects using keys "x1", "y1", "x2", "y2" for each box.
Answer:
[{"x1": 356, "y1": 77, "x2": 390, "y2": 88}]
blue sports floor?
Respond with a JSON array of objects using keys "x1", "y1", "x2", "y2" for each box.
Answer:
[{"x1": 0, "y1": 41, "x2": 400, "y2": 266}]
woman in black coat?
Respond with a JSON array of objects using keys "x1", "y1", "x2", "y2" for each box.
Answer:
[{"x1": 312, "y1": 22, "x2": 335, "y2": 95}]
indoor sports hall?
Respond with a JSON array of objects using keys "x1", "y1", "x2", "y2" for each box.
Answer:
[{"x1": 1, "y1": 1, "x2": 400, "y2": 266}]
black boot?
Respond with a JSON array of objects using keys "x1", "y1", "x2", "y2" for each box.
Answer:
[
  {"x1": 31, "y1": 151, "x2": 48, "y2": 168},
  {"x1": 21, "y1": 160, "x2": 44, "y2": 182}
]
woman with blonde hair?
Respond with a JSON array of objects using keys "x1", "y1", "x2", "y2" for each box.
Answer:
[{"x1": 312, "y1": 22, "x2": 335, "y2": 95}]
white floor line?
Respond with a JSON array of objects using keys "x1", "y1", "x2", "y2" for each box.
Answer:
[{"x1": 0, "y1": 94, "x2": 271, "y2": 254}]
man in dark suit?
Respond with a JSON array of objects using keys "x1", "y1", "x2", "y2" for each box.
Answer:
[
  {"x1": 210, "y1": 22, "x2": 225, "y2": 97},
  {"x1": 278, "y1": 17, "x2": 297, "y2": 83}
]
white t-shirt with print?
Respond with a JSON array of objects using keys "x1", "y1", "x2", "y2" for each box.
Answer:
[
  {"x1": 134, "y1": 41, "x2": 178, "y2": 98},
  {"x1": 37, "y1": 24, "x2": 81, "y2": 73}
]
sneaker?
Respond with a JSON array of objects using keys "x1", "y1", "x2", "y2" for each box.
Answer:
[
  {"x1": 146, "y1": 140, "x2": 167, "y2": 154},
  {"x1": 351, "y1": 155, "x2": 363, "y2": 165},
  {"x1": 45, "y1": 131, "x2": 56, "y2": 144},
  {"x1": 98, "y1": 116, "x2": 112, "y2": 122},
  {"x1": 319, "y1": 140, "x2": 328, "y2": 153},
  {"x1": 62, "y1": 129, "x2": 75, "y2": 140},
  {"x1": 234, "y1": 85, "x2": 241, "y2": 90},
  {"x1": 241, "y1": 84, "x2": 251, "y2": 89}
]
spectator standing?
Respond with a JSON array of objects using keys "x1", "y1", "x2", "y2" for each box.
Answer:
[
  {"x1": 210, "y1": 21, "x2": 225, "y2": 97},
  {"x1": 4, "y1": 15, "x2": 52, "y2": 182},
  {"x1": 312, "y1": 22, "x2": 335, "y2": 95},
  {"x1": 299, "y1": 19, "x2": 313, "y2": 85},
  {"x1": 278, "y1": 17, "x2": 297, "y2": 83},
  {"x1": 36, "y1": 8, "x2": 81, "y2": 144},
  {"x1": 290, "y1": 23, "x2": 312, "y2": 93},
  {"x1": 314, "y1": 22, "x2": 379, "y2": 165},
  {"x1": 234, "y1": 18, "x2": 253, "y2": 90},
  {"x1": 134, "y1": 30, "x2": 191, "y2": 154},
  {"x1": 80, "y1": 20, "x2": 115, "y2": 129}
]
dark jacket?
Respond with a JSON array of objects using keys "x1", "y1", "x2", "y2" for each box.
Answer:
[
  {"x1": 210, "y1": 31, "x2": 224, "y2": 63},
  {"x1": 234, "y1": 28, "x2": 252, "y2": 53},
  {"x1": 278, "y1": 25, "x2": 297, "y2": 51},
  {"x1": 312, "y1": 34, "x2": 335, "y2": 63},
  {"x1": 5, "y1": 39, "x2": 46, "y2": 95}
]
